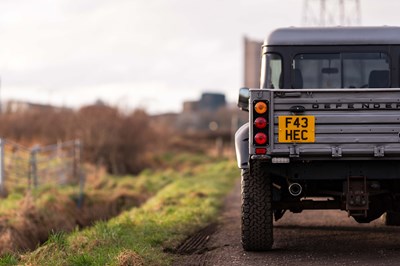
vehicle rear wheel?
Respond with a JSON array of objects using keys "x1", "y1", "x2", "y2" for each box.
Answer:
[
  {"x1": 241, "y1": 160, "x2": 273, "y2": 251},
  {"x1": 384, "y1": 211, "x2": 400, "y2": 226}
]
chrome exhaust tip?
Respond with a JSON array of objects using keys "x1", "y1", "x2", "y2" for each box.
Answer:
[{"x1": 288, "y1": 183, "x2": 302, "y2": 197}]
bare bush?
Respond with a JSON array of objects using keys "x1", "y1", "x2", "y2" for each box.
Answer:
[
  {"x1": 0, "y1": 109, "x2": 74, "y2": 143},
  {"x1": 0, "y1": 101, "x2": 247, "y2": 175},
  {"x1": 75, "y1": 106, "x2": 157, "y2": 174},
  {"x1": 0, "y1": 104, "x2": 156, "y2": 175}
]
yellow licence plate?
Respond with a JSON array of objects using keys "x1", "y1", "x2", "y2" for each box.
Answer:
[{"x1": 278, "y1": 116, "x2": 315, "y2": 143}]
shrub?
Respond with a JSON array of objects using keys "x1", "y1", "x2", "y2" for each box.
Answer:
[{"x1": 0, "y1": 104, "x2": 156, "y2": 175}]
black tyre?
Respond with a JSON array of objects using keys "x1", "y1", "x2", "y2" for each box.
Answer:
[
  {"x1": 241, "y1": 160, "x2": 273, "y2": 251},
  {"x1": 384, "y1": 211, "x2": 400, "y2": 226}
]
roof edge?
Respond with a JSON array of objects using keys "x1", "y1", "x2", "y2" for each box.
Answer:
[{"x1": 265, "y1": 26, "x2": 400, "y2": 46}]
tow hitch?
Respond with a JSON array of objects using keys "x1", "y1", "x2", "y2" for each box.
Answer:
[{"x1": 346, "y1": 176, "x2": 369, "y2": 217}]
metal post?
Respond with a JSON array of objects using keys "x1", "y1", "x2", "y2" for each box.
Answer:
[
  {"x1": 76, "y1": 139, "x2": 85, "y2": 208},
  {"x1": 30, "y1": 147, "x2": 39, "y2": 189},
  {"x1": 0, "y1": 139, "x2": 5, "y2": 195},
  {"x1": 73, "y1": 139, "x2": 81, "y2": 182},
  {"x1": 28, "y1": 153, "x2": 31, "y2": 190},
  {"x1": 320, "y1": 0, "x2": 326, "y2": 26},
  {"x1": 78, "y1": 166, "x2": 85, "y2": 209},
  {"x1": 339, "y1": 0, "x2": 345, "y2": 25},
  {"x1": 57, "y1": 140, "x2": 62, "y2": 159}
]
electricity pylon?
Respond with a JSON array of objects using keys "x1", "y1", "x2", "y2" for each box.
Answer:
[{"x1": 302, "y1": 0, "x2": 361, "y2": 26}]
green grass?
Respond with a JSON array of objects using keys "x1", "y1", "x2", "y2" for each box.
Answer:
[
  {"x1": 45, "y1": 231, "x2": 68, "y2": 248},
  {"x1": 0, "y1": 254, "x2": 18, "y2": 266},
  {"x1": 0, "y1": 157, "x2": 183, "y2": 261},
  {"x1": 0, "y1": 192, "x2": 24, "y2": 215},
  {"x1": 16, "y1": 159, "x2": 238, "y2": 266}
]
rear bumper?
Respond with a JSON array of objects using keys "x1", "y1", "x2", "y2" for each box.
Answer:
[{"x1": 265, "y1": 160, "x2": 400, "y2": 180}]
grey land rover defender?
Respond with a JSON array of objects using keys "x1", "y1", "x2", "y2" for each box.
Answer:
[{"x1": 235, "y1": 27, "x2": 400, "y2": 251}]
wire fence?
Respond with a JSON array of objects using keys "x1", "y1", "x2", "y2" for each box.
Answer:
[{"x1": 0, "y1": 139, "x2": 84, "y2": 206}]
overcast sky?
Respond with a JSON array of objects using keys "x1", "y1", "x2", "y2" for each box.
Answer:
[{"x1": 1, "y1": 0, "x2": 400, "y2": 114}]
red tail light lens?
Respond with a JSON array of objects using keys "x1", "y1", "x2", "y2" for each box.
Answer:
[
  {"x1": 255, "y1": 148, "x2": 267, "y2": 154},
  {"x1": 254, "y1": 133, "x2": 267, "y2": 145},
  {"x1": 254, "y1": 117, "x2": 267, "y2": 129}
]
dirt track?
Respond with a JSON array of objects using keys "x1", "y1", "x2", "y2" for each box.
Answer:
[{"x1": 174, "y1": 180, "x2": 400, "y2": 266}]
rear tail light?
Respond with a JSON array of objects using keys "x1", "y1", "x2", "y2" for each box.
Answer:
[
  {"x1": 254, "y1": 117, "x2": 267, "y2": 129},
  {"x1": 253, "y1": 100, "x2": 269, "y2": 148},
  {"x1": 255, "y1": 102, "x2": 267, "y2": 114},
  {"x1": 254, "y1": 133, "x2": 267, "y2": 145},
  {"x1": 255, "y1": 148, "x2": 267, "y2": 154}
]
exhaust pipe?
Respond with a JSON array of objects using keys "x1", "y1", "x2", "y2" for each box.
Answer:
[{"x1": 288, "y1": 183, "x2": 302, "y2": 197}]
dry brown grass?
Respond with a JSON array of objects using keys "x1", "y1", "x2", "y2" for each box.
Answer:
[
  {"x1": 116, "y1": 249, "x2": 144, "y2": 266},
  {"x1": 0, "y1": 186, "x2": 144, "y2": 256}
]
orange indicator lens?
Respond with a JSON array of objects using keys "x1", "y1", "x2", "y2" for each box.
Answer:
[{"x1": 255, "y1": 102, "x2": 267, "y2": 114}]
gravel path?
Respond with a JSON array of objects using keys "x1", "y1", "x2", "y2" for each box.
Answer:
[{"x1": 174, "y1": 179, "x2": 400, "y2": 266}]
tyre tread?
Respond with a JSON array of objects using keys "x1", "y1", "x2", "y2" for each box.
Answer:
[{"x1": 241, "y1": 161, "x2": 273, "y2": 251}]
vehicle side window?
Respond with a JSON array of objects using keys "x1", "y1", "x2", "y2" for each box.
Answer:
[{"x1": 261, "y1": 53, "x2": 282, "y2": 89}]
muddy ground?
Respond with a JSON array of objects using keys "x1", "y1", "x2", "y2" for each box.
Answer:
[{"x1": 174, "y1": 181, "x2": 400, "y2": 266}]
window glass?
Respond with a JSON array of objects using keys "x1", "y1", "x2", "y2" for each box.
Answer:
[
  {"x1": 261, "y1": 53, "x2": 282, "y2": 89},
  {"x1": 292, "y1": 52, "x2": 390, "y2": 89},
  {"x1": 343, "y1": 53, "x2": 389, "y2": 88}
]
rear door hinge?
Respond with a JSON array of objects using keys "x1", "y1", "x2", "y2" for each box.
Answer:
[
  {"x1": 289, "y1": 145, "x2": 300, "y2": 158},
  {"x1": 331, "y1": 147, "x2": 342, "y2": 158},
  {"x1": 374, "y1": 146, "x2": 385, "y2": 157}
]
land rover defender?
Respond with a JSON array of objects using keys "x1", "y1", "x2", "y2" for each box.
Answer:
[{"x1": 235, "y1": 27, "x2": 400, "y2": 251}]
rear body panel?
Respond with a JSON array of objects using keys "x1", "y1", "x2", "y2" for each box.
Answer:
[{"x1": 266, "y1": 89, "x2": 400, "y2": 159}]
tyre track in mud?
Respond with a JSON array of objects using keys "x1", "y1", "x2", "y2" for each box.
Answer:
[{"x1": 174, "y1": 180, "x2": 400, "y2": 266}]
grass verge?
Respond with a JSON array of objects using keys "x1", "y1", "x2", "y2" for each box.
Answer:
[
  {"x1": 14, "y1": 158, "x2": 238, "y2": 265},
  {"x1": 0, "y1": 155, "x2": 198, "y2": 256}
]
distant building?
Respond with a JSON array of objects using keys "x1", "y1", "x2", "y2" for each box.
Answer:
[
  {"x1": 199, "y1": 93, "x2": 226, "y2": 111},
  {"x1": 4, "y1": 100, "x2": 70, "y2": 114},
  {"x1": 151, "y1": 112, "x2": 179, "y2": 128},
  {"x1": 179, "y1": 92, "x2": 227, "y2": 131},
  {"x1": 244, "y1": 37, "x2": 263, "y2": 88},
  {"x1": 182, "y1": 92, "x2": 226, "y2": 113},
  {"x1": 182, "y1": 101, "x2": 199, "y2": 113}
]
